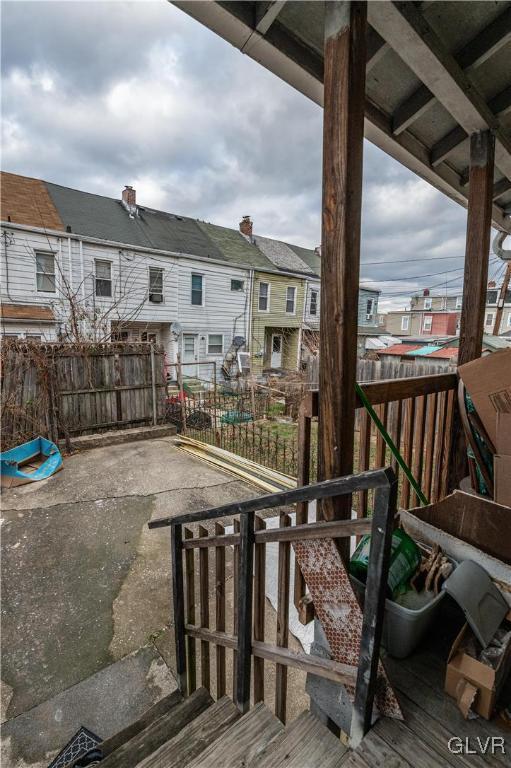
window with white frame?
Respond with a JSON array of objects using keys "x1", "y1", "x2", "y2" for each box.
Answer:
[
  {"x1": 424, "y1": 298, "x2": 432, "y2": 310},
  {"x1": 456, "y1": 295, "x2": 462, "y2": 309},
  {"x1": 401, "y1": 315, "x2": 410, "y2": 331},
  {"x1": 310, "y1": 290, "x2": 318, "y2": 316},
  {"x1": 486, "y1": 312, "x2": 494, "y2": 326},
  {"x1": 258, "y1": 282, "x2": 269, "y2": 311},
  {"x1": 95, "y1": 259, "x2": 112, "y2": 297},
  {"x1": 507, "y1": 313, "x2": 511, "y2": 327},
  {"x1": 208, "y1": 334, "x2": 223, "y2": 354},
  {"x1": 366, "y1": 298, "x2": 375, "y2": 319},
  {"x1": 35, "y1": 252, "x2": 56, "y2": 293},
  {"x1": 191, "y1": 273, "x2": 204, "y2": 306},
  {"x1": 423, "y1": 315, "x2": 433, "y2": 332},
  {"x1": 149, "y1": 267, "x2": 163, "y2": 303},
  {"x1": 231, "y1": 279, "x2": 244, "y2": 291},
  {"x1": 286, "y1": 286, "x2": 296, "y2": 314}
]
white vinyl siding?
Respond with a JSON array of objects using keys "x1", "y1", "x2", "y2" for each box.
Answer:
[
  {"x1": 207, "y1": 334, "x2": 223, "y2": 354},
  {"x1": 286, "y1": 286, "x2": 296, "y2": 314},
  {"x1": 36, "y1": 252, "x2": 56, "y2": 293},
  {"x1": 259, "y1": 281, "x2": 270, "y2": 312},
  {"x1": 191, "y1": 273, "x2": 204, "y2": 306},
  {"x1": 95, "y1": 259, "x2": 112, "y2": 297}
]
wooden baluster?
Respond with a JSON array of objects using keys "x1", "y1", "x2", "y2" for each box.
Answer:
[
  {"x1": 170, "y1": 524, "x2": 187, "y2": 695},
  {"x1": 215, "y1": 522, "x2": 226, "y2": 698},
  {"x1": 431, "y1": 390, "x2": 446, "y2": 503},
  {"x1": 390, "y1": 400, "x2": 403, "y2": 480},
  {"x1": 294, "y1": 408, "x2": 311, "y2": 622},
  {"x1": 375, "y1": 403, "x2": 388, "y2": 468},
  {"x1": 198, "y1": 525, "x2": 210, "y2": 691},
  {"x1": 423, "y1": 393, "x2": 438, "y2": 501},
  {"x1": 253, "y1": 516, "x2": 266, "y2": 703},
  {"x1": 411, "y1": 396, "x2": 427, "y2": 507},
  {"x1": 401, "y1": 398, "x2": 415, "y2": 509},
  {"x1": 184, "y1": 527, "x2": 196, "y2": 694},
  {"x1": 440, "y1": 388, "x2": 456, "y2": 500},
  {"x1": 357, "y1": 409, "x2": 371, "y2": 519},
  {"x1": 275, "y1": 513, "x2": 291, "y2": 723},
  {"x1": 236, "y1": 513, "x2": 254, "y2": 713},
  {"x1": 232, "y1": 518, "x2": 240, "y2": 700}
]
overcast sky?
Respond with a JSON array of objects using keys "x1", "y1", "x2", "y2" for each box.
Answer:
[{"x1": 2, "y1": 0, "x2": 501, "y2": 310}]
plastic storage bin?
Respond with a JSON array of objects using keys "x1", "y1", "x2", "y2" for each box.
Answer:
[{"x1": 350, "y1": 556, "x2": 456, "y2": 659}]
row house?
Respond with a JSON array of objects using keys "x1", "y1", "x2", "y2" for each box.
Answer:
[
  {"x1": 484, "y1": 280, "x2": 511, "y2": 336},
  {"x1": 385, "y1": 288, "x2": 461, "y2": 338},
  {"x1": 0, "y1": 172, "x2": 381, "y2": 380}
]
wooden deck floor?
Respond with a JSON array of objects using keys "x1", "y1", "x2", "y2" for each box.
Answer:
[{"x1": 346, "y1": 607, "x2": 510, "y2": 767}]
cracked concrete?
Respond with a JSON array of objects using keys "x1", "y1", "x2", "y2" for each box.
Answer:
[{"x1": 1, "y1": 438, "x2": 255, "y2": 766}]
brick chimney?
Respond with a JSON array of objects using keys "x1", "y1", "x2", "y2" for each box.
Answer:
[
  {"x1": 488, "y1": 280, "x2": 496, "y2": 288},
  {"x1": 423, "y1": 288, "x2": 430, "y2": 296},
  {"x1": 121, "y1": 185, "x2": 137, "y2": 216},
  {"x1": 239, "y1": 215, "x2": 253, "y2": 239},
  {"x1": 314, "y1": 246, "x2": 321, "y2": 257}
]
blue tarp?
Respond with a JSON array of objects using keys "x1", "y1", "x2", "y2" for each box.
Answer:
[{"x1": 405, "y1": 345, "x2": 442, "y2": 356}]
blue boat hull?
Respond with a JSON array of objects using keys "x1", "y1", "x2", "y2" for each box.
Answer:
[{"x1": 1, "y1": 436, "x2": 63, "y2": 482}]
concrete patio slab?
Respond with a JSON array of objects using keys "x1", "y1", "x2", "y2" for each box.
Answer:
[{"x1": 1, "y1": 645, "x2": 176, "y2": 768}]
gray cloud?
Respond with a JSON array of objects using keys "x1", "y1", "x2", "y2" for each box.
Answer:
[{"x1": 2, "y1": 0, "x2": 477, "y2": 310}]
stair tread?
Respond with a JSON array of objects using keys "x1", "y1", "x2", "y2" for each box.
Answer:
[
  {"x1": 136, "y1": 695, "x2": 241, "y2": 768},
  {"x1": 98, "y1": 687, "x2": 213, "y2": 768},
  {"x1": 187, "y1": 702, "x2": 284, "y2": 768},
  {"x1": 250, "y1": 711, "x2": 348, "y2": 768}
]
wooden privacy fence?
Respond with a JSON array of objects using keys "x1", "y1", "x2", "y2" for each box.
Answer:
[
  {"x1": 306, "y1": 356, "x2": 455, "y2": 387},
  {"x1": 1, "y1": 340, "x2": 166, "y2": 449},
  {"x1": 149, "y1": 468, "x2": 398, "y2": 746}
]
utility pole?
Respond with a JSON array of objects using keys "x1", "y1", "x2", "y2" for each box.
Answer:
[{"x1": 493, "y1": 261, "x2": 511, "y2": 336}]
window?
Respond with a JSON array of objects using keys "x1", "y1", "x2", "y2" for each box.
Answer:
[
  {"x1": 423, "y1": 315, "x2": 433, "y2": 332},
  {"x1": 258, "y1": 281, "x2": 269, "y2": 311},
  {"x1": 456, "y1": 295, "x2": 462, "y2": 309},
  {"x1": 487, "y1": 290, "x2": 498, "y2": 305},
  {"x1": 424, "y1": 298, "x2": 432, "y2": 310},
  {"x1": 191, "y1": 273, "x2": 203, "y2": 305},
  {"x1": 310, "y1": 290, "x2": 318, "y2": 316},
  {"x1": 95, "y1": 260, "x2": 112, "y2": 297},
  {"x1": 231, "y1": 279, "x2": 244, "y2": 291},
  {"x1": 26, "y1": 335, "x2": 42, "y2": 342},
  {"x1": 149, "y1": 267, "x2": 163, "y2": 303},
  {"x1": 401, "y1": 315, "x2": 410, "y2": 331},
  {"x1": 286, "y1": 286, "x2": 296, "y2": 314},
  {"x1": 141, "y1": 331, "x2": 157, "y2": 343},
  {"x1": 486, "y1": 313, "x2": 494, "y2": 326},
  {"x1": 208, "y1": 334, "x2": 223, "y2": 354},
  {"x1": 36, "y1": 252, "x2": 56, "y2": 292},
  {"x1": 111, "y1": 330, "x2": 129, "y2": 341},
  {"x1": 366, "y1": 298, "x2": 375, "y2": 319},
  {"x1": 507, "y1": 313, "x2": 511, "y2": 327}
]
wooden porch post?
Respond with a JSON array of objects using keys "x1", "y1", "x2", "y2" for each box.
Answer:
[
  {"x1": 449, "y1": 130, "x2": 495, "y2": 491},
  {"x1": 319, "y1": 1, "x2": 367, "y2": 543},
  {"x1": 458, "y1": 131, "x2": 495, "y2": 365}
]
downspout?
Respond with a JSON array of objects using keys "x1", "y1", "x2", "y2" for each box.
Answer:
[
  {"x1": 79, "y1": 240, "x2": 85, "y2": 300},
  {"x1": 2, "y1": 230, "x2": 15, "y2": 301},
  {"x1": 247, "y1": 268, "x2": 254, "y2": 353},
  {"x1": 67, "y1": 236, "x2": 73, "y2": 292}
]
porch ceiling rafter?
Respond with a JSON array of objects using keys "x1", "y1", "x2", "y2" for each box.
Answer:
[
  {"x1": 390, "y1": 5, "x2": 511, "y2": 137},
  {"x1": 368, "y1": 2, "x2": 511, "y2": 180},
  {"x1": 175, "y1": 1, "x2": 511, "y2": 234}
]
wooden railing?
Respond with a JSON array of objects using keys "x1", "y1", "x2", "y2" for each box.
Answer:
[
  {"x1": 292, "y1": 372, "x2": 457, "y2": 625},
  {"x1": 149, "y1": 469, "x2": 398, "y2": 746}
]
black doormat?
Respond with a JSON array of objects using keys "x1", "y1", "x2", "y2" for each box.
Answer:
[{"x1": 48, "y1": 726, "x2": 101, "y2": 768}]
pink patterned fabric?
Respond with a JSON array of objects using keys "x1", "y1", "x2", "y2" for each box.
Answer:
[{"x1": 293, "y1": 538, "x2": 403, "y2": 720}]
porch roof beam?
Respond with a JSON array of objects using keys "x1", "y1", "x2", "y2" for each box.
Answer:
[
  {"x1": 255, "y1": 1, "x2": 286, "y2": 35},
  {"x1": 390, "y1": 5, "x2": 511, "y2": 136},
  {"x1": 369, "y1": 2, "x2": 511, "y2": 180},
  {"x1": 431, "y1": 85, "x2": 511, "y2": 167}
]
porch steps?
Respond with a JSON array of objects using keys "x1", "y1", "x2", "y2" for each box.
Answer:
[{"x1": 68, "y1": 693, "x2": 350, "y2": 768}]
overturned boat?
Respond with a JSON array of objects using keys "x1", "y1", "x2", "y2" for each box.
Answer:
[{"x1": 1, "y1": 436, "x2": 63, "y2": 484}]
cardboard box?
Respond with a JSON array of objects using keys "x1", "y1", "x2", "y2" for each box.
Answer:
[
  {"x1": 445, "y1": 622, "x2": 511, "y2": 719},
  {"x1": 496, "y1": 412, "x2": 511, "y2": 455},
  {"x1": 494, "y1": 455, "x2": 511, "y2": 507},
  {"x1": 459, "y1": 348, "x2": 511, "y2": 448}
]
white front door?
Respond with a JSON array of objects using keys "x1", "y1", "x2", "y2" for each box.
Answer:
[
  {"x1": 182, "y1": 333, "x2": 198, "y2": 377},
  {"x1": 271, "y1": 333, "x2": 283, "y2": 368}
]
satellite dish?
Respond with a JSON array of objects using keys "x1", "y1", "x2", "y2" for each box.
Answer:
[{"x1": 172, "y1": 322, "x2": 183, "y2": 338}]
